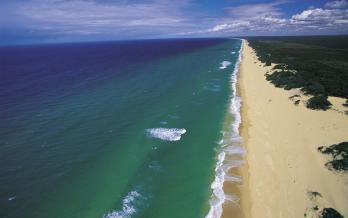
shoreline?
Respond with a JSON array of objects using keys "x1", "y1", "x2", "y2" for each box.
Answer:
[
  {"x1": 206, "y1": 39, "x2": 244, "y2": 218},
  {"x1": 221, "y1": 39, "x2": 250, "y2": 218},
  {"x1": 224, "y1": 39, "x2": 348, "y2": 217}
]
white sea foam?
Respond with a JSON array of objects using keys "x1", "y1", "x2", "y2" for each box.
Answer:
[
  {"x1": 223, "y1": 146, "x2": 246, "y2": 155},
  {"x1": 221, "y1": 160, "x2": 245, "y2": 171},
  {"x1": 206, "y1": 40, "x2": 245, "y2": 218},
  {"x1": 231, "y1": 51, "x2": 236, "y2": 54},
  {"x1": 103, "y1": 191, "x2": 141, "y2": 218},
  {"x1": 225, "y1": 194, "x2": 240, "y2": 202},
  {"x1": 219, "y1": 61, "x2": 232, "y2": 69},
  {"x1": 8, "y1": 196, "x2": 16, "y2": 201},
  {"x1": 145, "y1": 128, "x2": 186, "y2": 141},
  {"x1": 225, "y1": 174, "x2": 242, "y2": 183}
]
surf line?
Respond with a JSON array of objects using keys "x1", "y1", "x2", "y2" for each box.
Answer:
[{"x1": 206, "y1": 39, "x2": 245, "y2": 218}]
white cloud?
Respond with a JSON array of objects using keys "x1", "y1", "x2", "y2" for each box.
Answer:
[
  {"x1": 325, "y1": 0, "x2": 348, "y2": 9},
  {"x1": 2, "y1": 0, "x2": 348, "y2": 41},
  {"x1": 290, "y1": 8, "x2": 348, "y2": 26},
  {"x1": 190, "y1": 1, "x2": 290, "y2": 35},
  {"x1": 226, "y1": 0, "x2": 288, "y2": 18},
  {"x1": 334, "y1": 19, "x2": 348, "y2": 24},
  {"x1": 186, "y1": 1, "x2": 348, "y2": 36},
  {"x1": 207, "y1": 21, "x2": 251, "y2": 32},
  {"x1": 10, "y1": 0, "x2": 198, "y2": 37},
  {"x1": 290, "y1": 0, "x2": 348, "y2": 29}
]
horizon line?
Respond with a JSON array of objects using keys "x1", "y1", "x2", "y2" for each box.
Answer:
[{"x1": 1, "y1": 33, "x2": 348, "y2": 47}]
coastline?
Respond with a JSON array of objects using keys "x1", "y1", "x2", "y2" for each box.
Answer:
[
  {"x1": 207, "y1": 39, "x2": 245, "y2": 218},
  {"x1": 228, "y1": 39, "x2": 348, "y2": 217},
  {"x1": 221, "y1": 39, "x2": 250, "y2": 218}
]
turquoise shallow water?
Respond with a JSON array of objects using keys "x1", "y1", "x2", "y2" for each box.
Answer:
[{"x1": 0, "y1": 38, "x2": 241, "y2": 218}]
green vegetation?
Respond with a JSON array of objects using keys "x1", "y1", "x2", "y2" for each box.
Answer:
[
  {"x1": 320, "y1": 208, "x2": 344, "y2": 218},
  {"x1": 343, "y1": 99, "x2": 348, "y2": 107},
  {"x1": 247, "y1": 36, "x2": 348, "y2": 110},
  {"x1": 318, "y1": 142, "x2": 348, "y2": 171},
  {"x1": 306, "y1": 95, "x2": 332, "y2": 110},
  {"x1": 308, "y1": 191, "x2": 322, "y2": 199},
  {"x1": 305, "y1": 191, "x2": 344, "y2": 218}
]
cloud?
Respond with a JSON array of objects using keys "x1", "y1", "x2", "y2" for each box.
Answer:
[
  {"x1": 290, "y1": 7, "x2": 348, "y2": 27},
  {"x1": 225, "y1": 0, "x2": 288, "y2": 18},
  {"x1": 207, "y1": 21, "x2": 250, "y2": 32},
  {"x1": 184, "y1": 0, "x2": 348, "y2": 36},
  {"x1": 325, "y1": 0, "x2": 348, "y2": 9},
  {"x1": 2, "y1": 0, "x2": 198, "y2": 39},
  {"x1": 181, "y1": 1, "x2": 289, "y2": 35},
  {"x1": 1, "y1": 0, "x2": 348, "y2": 44}
]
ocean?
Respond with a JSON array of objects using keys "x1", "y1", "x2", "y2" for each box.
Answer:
[{"x1": 0, "y1": 38, "x2": 242, "y2": 218}]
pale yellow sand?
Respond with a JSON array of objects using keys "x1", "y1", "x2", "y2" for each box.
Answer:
[{"x1": 223, "y1": 40, "x2": 348, "y2": 218}]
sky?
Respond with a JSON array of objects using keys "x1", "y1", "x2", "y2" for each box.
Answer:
[{"x1": 0, "y1": 0, "x2": 347, "y2": 44}]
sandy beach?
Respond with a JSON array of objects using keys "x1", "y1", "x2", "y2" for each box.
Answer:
[{"x1": 222, "y1": 39, "x2": 348, "y2": 218}]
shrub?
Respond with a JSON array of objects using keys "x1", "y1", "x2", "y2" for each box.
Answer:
[
  {"x1": 306, "y1": 95, "x2": 331, "y2": 110},
  {"x1": 246, "y1": 36, "x2": 348, "y2": 110},
  {"x1": 320, "y1": 208, "x2": 344, "y2": 218},
  {"x1": 318, "y1": 142, "x2": 348, "y2": 171}
]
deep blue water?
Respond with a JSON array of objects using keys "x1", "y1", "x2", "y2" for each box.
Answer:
[{"x1": 0, "y1": 38, "x2": 241, "y2": 218}]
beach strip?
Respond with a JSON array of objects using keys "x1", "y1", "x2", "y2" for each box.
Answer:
[{"x1": 222, "y1": 39, "x2": 348, "y2": 218}]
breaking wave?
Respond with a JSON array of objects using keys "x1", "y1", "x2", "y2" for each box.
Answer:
[
  {"x1": 145, "y1": 128, "x2": 186, "y2": 141},
  {"x1": 219, "y1": 61, "x2": 232, "y2": 69},
  {"x1": 206, "y1": 39, "x2": 245, "y2": 218},
  {"x1": 103, "y1": 191, "x2": 141, "y2": 218}
]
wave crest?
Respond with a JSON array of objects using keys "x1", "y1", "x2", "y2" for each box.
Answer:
[
  {"x1": 206, "y1": 39, "x2": 245, "y2": 218},
  {"x1": 103, "y1": 191, "x2": 141, "y2": 218},
  {"x1": 145, "y1": 128, "x2": 186, "y2": 141},
  {"x1": 219, "y1": 61, "x2": 232, "y2": 69}
]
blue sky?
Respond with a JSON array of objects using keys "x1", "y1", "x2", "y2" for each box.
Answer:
[{"x1": 0, "y1": 0, "x2": 347, "y2": 44}]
